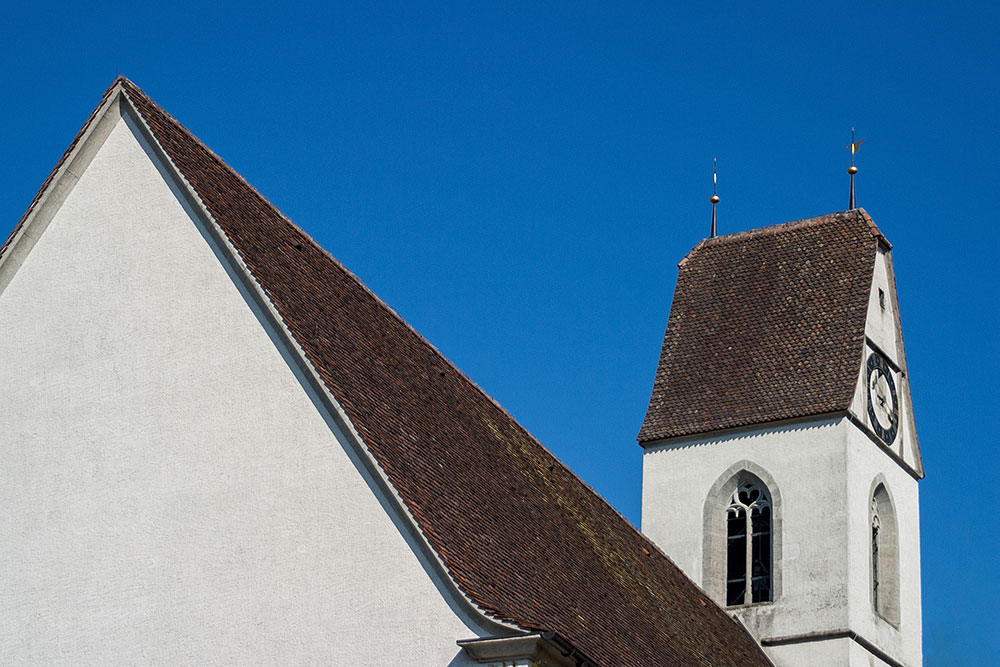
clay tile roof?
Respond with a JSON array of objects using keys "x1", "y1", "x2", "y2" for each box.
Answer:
[
  {"x1": 638, "y1": 209, "x2": 884, "y2": 444},
  {"x1": 4, "y1": 78, "x2": 773, "y2": 666}
]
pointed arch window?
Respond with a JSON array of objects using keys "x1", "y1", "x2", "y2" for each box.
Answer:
[
  {"x1": 871, "y1": 496, "x2": 881, "y2": 610},
  {"x1": 871, "y1": 482, "x2": 900, "y2": 625},
  {"x1": 726, "y1": 481, "x2": 772, "y2": 605}
]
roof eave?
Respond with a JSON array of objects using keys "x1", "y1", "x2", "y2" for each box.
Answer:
[{"x1": 638, "y1": 410, "x2": 850, "y2": 448}]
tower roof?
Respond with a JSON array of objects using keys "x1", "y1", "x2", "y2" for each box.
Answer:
[
  {"x1": 639, "y1": 209, "x2": 887, "y2": 444},
  {"x1": 3, "y1": 78, "x2": 772, "y2": 666}
]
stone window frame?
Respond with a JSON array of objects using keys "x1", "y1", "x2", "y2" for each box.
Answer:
[
  {"x1": 870, "y1": 475, "x2": 900, "y2": 627},
  {"x1": 703, "y1": 461, "x2": 782, "y2": 607}
]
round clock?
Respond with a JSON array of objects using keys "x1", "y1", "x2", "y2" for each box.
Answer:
[{"x1": 866, "y1": 351, "x2": 899, "y2": 445}]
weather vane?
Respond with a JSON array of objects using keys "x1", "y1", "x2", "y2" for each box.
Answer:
[
  {"x1": 710, "y1": 157, "x2": 720, "y2": 238},
  {"x1": 846, "y1": 128, "x2": 865, "y2": 210}
]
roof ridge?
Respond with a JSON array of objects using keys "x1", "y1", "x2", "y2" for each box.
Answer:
[
  {"x1": 676, "y1": 208, "x2": 884, "y2": 267},
  {"x1": 704, "y1": 208, "x2": 866, "y2": 246}
]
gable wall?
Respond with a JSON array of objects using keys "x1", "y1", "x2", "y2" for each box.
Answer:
[
  {"x1": 865, "y1": 246, "x2": 902, "y2": 361},
  {"x1": 849, "y1": 247, "x2": 921, "y2": 472},
  {"x1": 844, "y1": 242, "x2": 922, "y2": 666},
  {"x1": 0, "y1": 110, "x2": 487, "y2": 665}
]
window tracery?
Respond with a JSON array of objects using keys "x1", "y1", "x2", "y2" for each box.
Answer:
[{"x1": 726, "y1": 481, "x2": 772, "y2": 605}]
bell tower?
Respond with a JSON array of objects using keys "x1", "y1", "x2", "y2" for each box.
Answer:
[{"x1": 638, "y1": 209, "x2": 923, "y2": 666}]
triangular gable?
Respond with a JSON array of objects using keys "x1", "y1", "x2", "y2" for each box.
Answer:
[
  {"x1": 2, "y1": 78, "x2": 772, "y2": 666},
  {"x1": 847, "y1": 243, "x2": 924, "y2": 477},
  {"x1": 1, "y1": 98, "x2": 528, "y2": 663}
]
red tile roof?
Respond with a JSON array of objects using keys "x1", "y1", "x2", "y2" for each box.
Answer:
[
  {"x1": 3, "y1": 78, "x2": 773, "y2": 666},
  {"x1": 639, "y1": 210, "x2": 884, "y2": 444}
]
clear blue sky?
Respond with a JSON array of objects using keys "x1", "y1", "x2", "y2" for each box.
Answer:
[{"x1": 2, "y1": 2, "x2": 996, "y2": 663}]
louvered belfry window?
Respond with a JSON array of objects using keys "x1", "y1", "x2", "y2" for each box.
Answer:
[{"x1": 726, "y1": 481, "x2": 772, "y2": 605}]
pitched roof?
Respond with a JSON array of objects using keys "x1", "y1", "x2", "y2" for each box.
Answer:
[
  {"x1": 2, "y1": 79, "x2": 773, "y2": 666},
  {"x1": 638, "y1": 209, "x2": 885, "y2": 444}
]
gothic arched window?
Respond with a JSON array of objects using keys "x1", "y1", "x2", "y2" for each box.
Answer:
[
  {"x1": 871, "y1": 482, "x2": 900, "y2": 625},
  {"x1": 703, "y1": 463, "x2": 781, "y2": 607},
  {"x1": 726, "y1": 481, "x2": 772, "y2": 605},
  {"x1": 871, "y1": 496, "x2": 881, "y2": 609}
]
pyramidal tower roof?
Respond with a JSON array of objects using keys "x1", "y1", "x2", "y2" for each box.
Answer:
[
  {"x1": 639, "y1": 209, "x2": 888, "y2": 444},
  {"x1": 1, "y1": 78, "x2": 772, "y2": 666}
]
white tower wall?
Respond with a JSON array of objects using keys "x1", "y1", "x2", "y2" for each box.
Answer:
[
  {"x1": 642, "y1": 419, "x2": 849, "y2": 652},
  {"x1": 642, "y1": 415, "x2": 921, "y2": 666}
]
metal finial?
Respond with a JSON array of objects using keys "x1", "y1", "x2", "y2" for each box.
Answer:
[
  {"x1": 846, "y1": 128, "x2": 865, "y2": 209},
  {"x1": 710, "y1": 158, "x2": 719, "y2": 238}
]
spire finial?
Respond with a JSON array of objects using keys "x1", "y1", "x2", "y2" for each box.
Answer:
[
  {"x1": 710, "y1": 157, "x2": 720, "y2": 238},
  {"x1": 846, "y1": 128, "x2": 864, "y2": 210}
]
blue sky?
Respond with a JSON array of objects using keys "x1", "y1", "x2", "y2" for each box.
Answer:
[{"x1": 2, "y1": 2, "x2": 997, "y2": 663}]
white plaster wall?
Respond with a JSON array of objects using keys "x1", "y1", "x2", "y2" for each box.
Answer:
[
  {"x1": 846, "y1": 427, "x2": 922, "y2": 666},
  {"x1": 848, "y1": 248, "x2": 921, "y2": 471},
  {"x1": 642, "y1": 417, "x2": 921, "y2": 665},
  {"x1": 766, "y1": 637, "x2": 851, "y2": 667},
  {"x1": 641, "y1": 418, "x2": 850, "y2": 643},
  {"x1": 866, "y1": 247, "x2": 901, "y2": 361},
  {"x1": 0, "y1": 111, "x2": 485, "y2": 665}
]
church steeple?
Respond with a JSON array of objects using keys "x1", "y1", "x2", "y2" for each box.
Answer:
[{"x1": 639, "y1": 208, "x2": 923, "y2": 667}]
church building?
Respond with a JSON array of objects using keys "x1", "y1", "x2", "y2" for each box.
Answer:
[{"x1": 0, "y1": 78, "x2": 922, "y2": 666}]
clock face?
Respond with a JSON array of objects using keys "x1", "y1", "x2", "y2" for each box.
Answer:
[{"x1": 866, "y1": 352, "x2": 899, "y2": 445}]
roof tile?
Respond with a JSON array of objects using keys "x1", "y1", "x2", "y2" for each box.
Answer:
[{"x1": 638, "y1": 210, "x2": 881, "y2": 443}]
